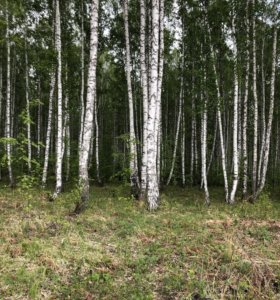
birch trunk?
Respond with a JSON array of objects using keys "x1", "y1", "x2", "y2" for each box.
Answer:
[
  {"x1": 206, "y1": 13, "x2": 229, "y2": 202},
  {"x1": 52, "y1": 0, "x2": 63, "y2": 199},
  {"x1": 229, "y1": 15, "x2": 239, "y2": 204},
  {"x1": 257, "y1": 27, "x2": 277, "y2": 197},
  {"x1": 207, "y1": 114, "x2": 218, "y2": 176},
  {"x1": 42, "y1": 73, "x2": 56, "y2": 187},
  {"x1": 5, "y1": 0, "x2": 13, "y2": 186},
  {"x1": 258, "y1": 38, "x2": 266, "y2": 186},
  {"x1": 37, "y1": 81, "x2": 41, "y2": 158},
  {"x1": 201, "y1": 79, "x2": 210, "y2": 205},
  {"x1": 79, "y1": 0, "x2": 85, "y2": 152},
  {"x1": 190, "y1": 79, "x2": 195, "y2": 185},
  {"x1": 166, "y1": 45, "x2": 184, "y2": 186},
  {"x1": 94, "y1": 94, "x2": 101, "y2": 184},
  {"x1": 25, "y1": 37, "x2": 32, "y2": 173},
  {"x1": 181, "y1": 96, "x2": 186, "y2": 187},
  {"x1": 65, "y1": 69, "x2": 70, "y2": 182},
  {"x1": 123, "y1": 0, "x2": 139, "y2": 195},
  {"x1": 75, "y1": 0, "x2": 99, "y2": 213},
  {"x1": 242, "y1": 0, "x2": 250, "y2": 198},
  {"x1": 146, "y1": 0, "x2": 160, "y2": 210},
  {"x1": 252, "y1": 0, "x2": 258, "y2": 199},
  {"x1": 156, "y1": 0, "x2": 164, "y2": 186}
]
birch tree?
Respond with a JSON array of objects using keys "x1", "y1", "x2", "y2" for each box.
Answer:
[
  {"x1": 252, "y1": 0, "x2": 258, "y2": 200},
  {"x1": 5, "y1": 0, "x2": 13, "y2": 186},
  {"x1": 52, "y1": 0, "x2": 63, "y2": 199},
  {"x1": 206, "y1": 9, "x2": 229, "y2": 202},
  {"x1": 123, "y1": 0, "x2": 139, "y2": 195},
  {"x1": 25, "y1": 36, "x2": 32, "y2": 173},
  {"x1": 75, "y1": 0, "x2": 99, "y2": 213},
  {"x1": 140, "y1": 0, "x2": 149, "y2": 199},
  {"x1": 79, "y1": 0, "x2": 85, "y2": 152},
  {"x1": 42, "y1": 73, "x2": 56, "y2": 187},
  {"x1": 146, "y1": 0, "x2": 161, "y2": 210},
  {"x1": 257, "y1": 25, "x2": 278, "y2": 197},
  {"x1": 242, "y1": 0, "x2": 250, "y2": 198},
  {"x1": 166, "y1": 43, "x2": 184, "y2": 186},
  {"x1": 229, "y1": 10, "x2": 239, "y2": 204}
]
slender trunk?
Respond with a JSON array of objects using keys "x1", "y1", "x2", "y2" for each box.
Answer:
[
  {"x1": 65, "y1": 69, "x2": 70, "y2": 182},
  {"x1": 166, "y1": 44, "x2": 184, "y2": 186},
  {"x1": 207, "y1": 113, "x2": 218, "y2": 176},
  {"x1": 94, "y1": 94, "x2": 101, "y2": 184},
  {"x1": 257, "y1": 27, "x2": 277, "y2": 197},
  {"x1": 252, "y1": 0, "x2": 258, "y2": 199},
  {"x1": 25, "y1": 37, "x2": 32, "y2": 172},
  {"x1": 258, "y1": 38, "x2": 266, "y2": 186},
  {"x1": 190, "y1": 76, "x2": 195, "y2": 185},
  {"x1": 201, "y1": 75, "x2": 210, "y2": 204},
  {"x1": 242, "y1": 0, "x2": 250, "y2": 198},
  {"x1": 37, "y1": 80, "x2": 41, "y2": 158},
  {"x1": 146, "y1": 0, "x2": 160, "y2": 210},
  {"x1": 79, "y1": 0, "x2": 85, "y2": 152},
  {"x1": 75, "y1": 0, "x2": 99, "y2": 213},
  {"x1": 53, "y1": 0, "x2": 63, "y2": 198},
  {"x1": 156, "y1": 0, "x2": 164, "y2": 186},
  {"x1": 181, "y1": 96, "x2": 186, "y2": 187},
  {"x1": 5, "y1": 0, "x2": 13, "y2": 186},
  {"x1": 229, "y1": 14, "x2": 239, "y2": 204},
  {"x1": 42, "y1": 73, "x2": 56, "y2": 187},
  {"x1": 206, "y1": 12, "x2": 229, "y2": 202},
  {"x1": 123, "y1": 0, "x2": 139, "y2": 195}
]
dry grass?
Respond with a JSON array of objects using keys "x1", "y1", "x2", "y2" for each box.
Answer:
[{"x1": 0, "y1": 186, "x2": 279, "y2": 299}]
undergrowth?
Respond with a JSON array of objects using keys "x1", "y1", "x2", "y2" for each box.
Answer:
[{"x1": 0, "y1": 185, "x2": 279, "y2": 299}]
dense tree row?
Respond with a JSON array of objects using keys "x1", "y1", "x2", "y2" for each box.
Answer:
[{"x1": 0, "y1": 0, "x2": 279, "y2": 211}]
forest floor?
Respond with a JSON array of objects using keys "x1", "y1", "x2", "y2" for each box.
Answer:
[{"x1": 0, "y1": 185, "x2": 280, "y2": 300}]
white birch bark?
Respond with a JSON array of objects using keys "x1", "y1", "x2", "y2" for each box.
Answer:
[
  {"x1": 75, "y1": 0, "x2": 99, "y2": 212},
  {"x1": 123, "y1": 0, "x2": 139, "y2": 193},
  {"x1": 229, "y1": 13, "x2": 239, "y2": 204},
  {"x1": 25, "y1": 36, "x2": 32, "y2": 173},
  {"x1": 5, "y1": 0, "x2": 13, "y2": 186},
  {"x1": 181, "y1": 96, "x2": 186, "y2": 187},
  {"x1": 156, "y1": 0, "x2": 164, "y2": 186},
  {"x1": 201, "y1": 77, "x2": 210, "y2": 204},
  {"x1": 64, "y1": 68, "x2": 70, "y2": 182},
  {"x1": 257, "y1": 27, "x2": 277, "y2": 197},
  {"x1": 207, "y1": 114, "x2": 218, "y2": 176},
  {"x1": 37, "y1": 81, "x2": 41, "y2": 158},
  {"x1": 42, "y1": 73, "x2": 56, "y2": 187},
  {"x1": 252, "y1": 0, "x2": 258, "y2": 199},
  {"x1": 146, "y1": 0, "x2": 160, "y2": 210},
  {"x1": 257, "y1": 38, "x2": 266, "y2": 186},
  {"x1": 166, "y1": 45, "x2": 184, "y2": 186},
  {"x1": 53, "y1": 0, "x2": 63, "y2": 198},
  {"x1": 206, "y1": 13, "x2": 229, "y2": 202},
  {"x1": 242, "y1": 0, "x2": 250, "y2": 198},
  {"x1": 79, "y1": 0, "x2": 85, "y2": 152},
  {"x1": 94, "y1": 93, "x2": 101, "y2": 184},
  {"x1": 190, "y1": 78, "x2": 195, "y2": 185}
]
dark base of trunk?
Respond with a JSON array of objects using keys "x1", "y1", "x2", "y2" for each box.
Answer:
[
  {"x1": 73, "y1": 188, "x2": 89, "y2": 214},
  {"x1": 131, "y1": 184, "x2": 140, "y2": 200}
]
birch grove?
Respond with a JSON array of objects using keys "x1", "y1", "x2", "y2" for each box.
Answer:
[{"x1": 0, "y1": 0, "x2": 279, "y2": 211}]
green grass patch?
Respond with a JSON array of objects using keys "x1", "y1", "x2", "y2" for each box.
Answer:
[{"x1": 0, "y1": 186, "x2": 279, "y2": 299}]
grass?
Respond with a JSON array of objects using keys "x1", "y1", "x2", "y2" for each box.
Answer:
[{"x1": 0, "y1": 185, "x2": 280, "y2": 299}]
